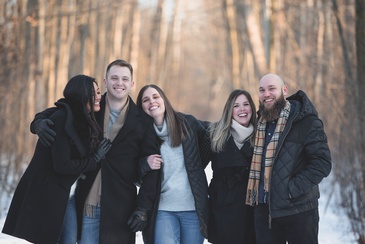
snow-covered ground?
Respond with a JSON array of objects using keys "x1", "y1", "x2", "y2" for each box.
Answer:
[{"x1": 0, "y1": 171, "x2": 356, "y2": 244}]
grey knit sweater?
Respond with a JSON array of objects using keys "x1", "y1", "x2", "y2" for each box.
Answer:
[{"x1": 154, "y1": 120, "x2": 195, "y2": 211}]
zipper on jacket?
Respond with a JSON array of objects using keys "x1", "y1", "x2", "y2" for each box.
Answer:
[{"x1": 267, "y1": 187, "x2": 272, "y2": 229}]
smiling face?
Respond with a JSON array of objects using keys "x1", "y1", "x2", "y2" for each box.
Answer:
[
  {"x1": 258, "y1": 74, "x2": 288, "y2": 109},
  {"x1": 86, "y1": 82, "x2": 101, "y2": 112},
  {"x1": 232, "y1": 94, "x2": 253, "y2": 127},
  {"x1": 92, "y1": 82, "x2": 101, "y2": 112},
  {"x1": 141, "y1": 87, "x2": 166, "y2": 126},
  {"x1": 104, "y1": 65, "x2": 134, "y2": 104}
]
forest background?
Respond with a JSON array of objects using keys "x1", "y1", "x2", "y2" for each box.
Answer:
[{"x1": 0, "y1": 0, "x2": 364, "y2": 243}]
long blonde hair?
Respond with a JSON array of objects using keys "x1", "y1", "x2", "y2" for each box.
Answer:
[{"x1": 210, "y1": 89, "x2": 257, "y2": 152}]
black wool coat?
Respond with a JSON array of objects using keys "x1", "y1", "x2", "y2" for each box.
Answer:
[
  {"x1": 2, "y1": 101, "x2": 100, "y2": 244},
  {"x1": 205, "y1": 136, "x2": 256, "y2": 244},
  {"x1": 75, "y1": 94, "x2": 160, "y2": 244}
]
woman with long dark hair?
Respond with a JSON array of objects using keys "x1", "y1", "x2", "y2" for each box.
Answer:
[
  {"x1": 2, "y1": 75, "x2": 111, "y2": 244},
  {"x1": 136, "y1": 84, "x2": 209, "y2": 244}
]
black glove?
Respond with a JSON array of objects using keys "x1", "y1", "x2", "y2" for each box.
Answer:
[
  {"x1": 33, "y1": 119, "x2": 56, "y2": 147},
  {"x1": 93, "y1": 138, "x2": 112, "y2": 162},
  {"x1": 127, "y1": 207, "x2": 148, "y2": 232}
]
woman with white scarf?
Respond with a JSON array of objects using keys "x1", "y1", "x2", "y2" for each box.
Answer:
[{"x1": 201, "y1": 89, "x2": 257, "y2": 244}]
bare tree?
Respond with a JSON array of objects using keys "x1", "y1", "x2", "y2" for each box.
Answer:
[
  {"x1": 330, "y1": 0, "x2": 365, "y2": 242},
  {"x1": 355, "y1": 0, "x2": 365, "y2": 242},
  {"x1": 0, "y1": 3, "x2": 364, "y2": 243},
  {"x1": 223, "y1": 0, "x2": 241, "y2": 89}
]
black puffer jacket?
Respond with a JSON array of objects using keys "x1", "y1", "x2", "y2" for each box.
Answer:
[
  {"x1": 142, "y1": 113, "x2": 210, "y2": 244},
  {"x1": 267, "y1": 90, "x2": 332, "y2": 218}
]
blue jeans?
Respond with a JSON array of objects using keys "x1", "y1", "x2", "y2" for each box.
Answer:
[
  {"x1": 154, "y1": 210, "x2": 204, "y2": 244},
  {"x1": 58, "y1": 196, "x2": 77, "y2": 244},
  {"x1": 78, "y1": 206, "x2": 100, "y2": 244},
  {"x1": 254, "y1": 204, "x2": 319, "y2": 244}
]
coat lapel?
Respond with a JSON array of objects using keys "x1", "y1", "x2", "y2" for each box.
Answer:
[
  {"x1": 97, "y1": 94, "x2": 141, "y2": 145},
  {"x1": 111, "y1": 99, "x2": 140, "y2": 144}
]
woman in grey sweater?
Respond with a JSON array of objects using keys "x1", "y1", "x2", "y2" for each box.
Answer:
[{"x1": 136, "y1": 84, "x2": 209, "y2": 244}]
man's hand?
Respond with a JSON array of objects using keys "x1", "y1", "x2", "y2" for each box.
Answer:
[
  {"x1": 93, "y1": 138, "x2": 112, "y2": 162},
  {"x1": 127, "y1": 207, "x2": 148, "y2": 232},
  {"x1": 33, "y1": 119, "x2": 56, "y2": 147}
]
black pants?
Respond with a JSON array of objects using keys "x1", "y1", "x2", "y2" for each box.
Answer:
[{"x1": 254, "y1": 204, "x2": 319, "y2": 244}]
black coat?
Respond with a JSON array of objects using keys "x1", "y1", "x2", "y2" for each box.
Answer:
[
  {"x1": 2, "y1": 101, "x2": 100, "y2": 244},
  {"x1": 142, "y1": 113, "x2": 210, "y2": 244},
  {"x1": 75, "y1": 94, "x2": 160, "y2": 244},
  {"x1": 266, "y1": 90, "x2": 332, "y2": 218},
  {"x1": 206, "y1": 137, "x2": 256, "y2": 244}
]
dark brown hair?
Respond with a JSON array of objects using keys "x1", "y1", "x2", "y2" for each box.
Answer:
[
  {"x1": 105, "y1": 59, "x2": 133, "y2": 79},
  {"x1": 63, "y1": 74, "x2": 101, "y2": 152},
  {"x1": 136, "y1": 84, "x2": 189, "y2": 147}
]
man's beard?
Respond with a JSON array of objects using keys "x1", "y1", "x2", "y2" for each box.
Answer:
[{"x1": 259, "y1": 93, "x2": 287, "y2": 121}]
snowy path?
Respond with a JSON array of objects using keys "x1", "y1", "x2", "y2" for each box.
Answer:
[{"x1": 0, "y1": 173, "x2": 356, "y2": 243}]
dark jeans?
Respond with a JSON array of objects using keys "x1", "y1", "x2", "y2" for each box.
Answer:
[{"x1": 254, "y1": 204, "x2": 319, "y2": 244}]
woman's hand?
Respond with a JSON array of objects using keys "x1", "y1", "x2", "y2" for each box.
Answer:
[{"x1": 147, "y1": 154, "x2": 163, "y2": 170}]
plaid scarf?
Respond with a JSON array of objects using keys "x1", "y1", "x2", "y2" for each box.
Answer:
[{"x1": 246, "y1": 101, "x2": 291, "y2": 206}]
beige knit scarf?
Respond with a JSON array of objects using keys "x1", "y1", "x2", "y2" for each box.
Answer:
[
  {"x1": 84, "y1": 97, "x2": 129, "y2": 217},
  {"x1": 246, "y1": 101, "x2": 291, "y2": 206}
]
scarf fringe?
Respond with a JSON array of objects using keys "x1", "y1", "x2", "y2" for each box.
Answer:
[{"x1": 246, "y1": 189, "x2": 258, "y2": 206}]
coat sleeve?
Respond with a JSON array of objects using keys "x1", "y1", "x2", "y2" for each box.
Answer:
[
  {"x1": 199, "y1": 130, "x2": 212, "y2": 169},
  {"x1": 194, "y1": 118, "x2": 211, "y2": 169},
  {"x1": 136, "y1": 120, "x2": 160, "y2": 211},
  {"x1": 288, "y1": 117, "x2": 332, "y2": 199},
  {"x1": 50, "y1": 111, "x2": 99, "y2": 176},
  {"x1": 197, "y1": 120, "x2": 210, "y2": 142},
  {"x1": 30, "y1": 107, "x2": 58, "y2": 133}
]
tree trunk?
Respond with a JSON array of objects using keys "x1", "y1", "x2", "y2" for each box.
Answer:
[
  {"x1": 314, "y1": 1, "x2": 325, "y2": 107},
  {"x1": 157, "y1": 0, "x2": 168, "y2": 88},
  {"x1": 47, "y1": 1, "x2": 58, "y2": 106},
  {"x1": 171, "y1": 0, "x2": 182, "y2": 104},
  {"x1": 224, "y1": 0, "x2": 240, "y2": 88},
  {"x1": 243, "y1": 0, "x2": 267, "y2": 76},
  {"x1": 130, "y1": 0, "x2": 140, "y2": 86},
  {"x1": 355, "y1": 2, "x2": 365, "y2": 242}
]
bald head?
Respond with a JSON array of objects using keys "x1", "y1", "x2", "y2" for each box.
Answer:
[
  {"x1": 259, "y1": 73, "x2": 285, "y2": 87},
  {"x1": 258, "y1": 73, "x2": 288, "y2": 112},
  {"x1": 259, "y1": 74, "x2": 288, "y2": 97}
]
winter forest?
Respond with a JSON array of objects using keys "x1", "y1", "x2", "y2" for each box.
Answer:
[{"x1": 0, "y1": 0, "x2": 364, "y2": 243}]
